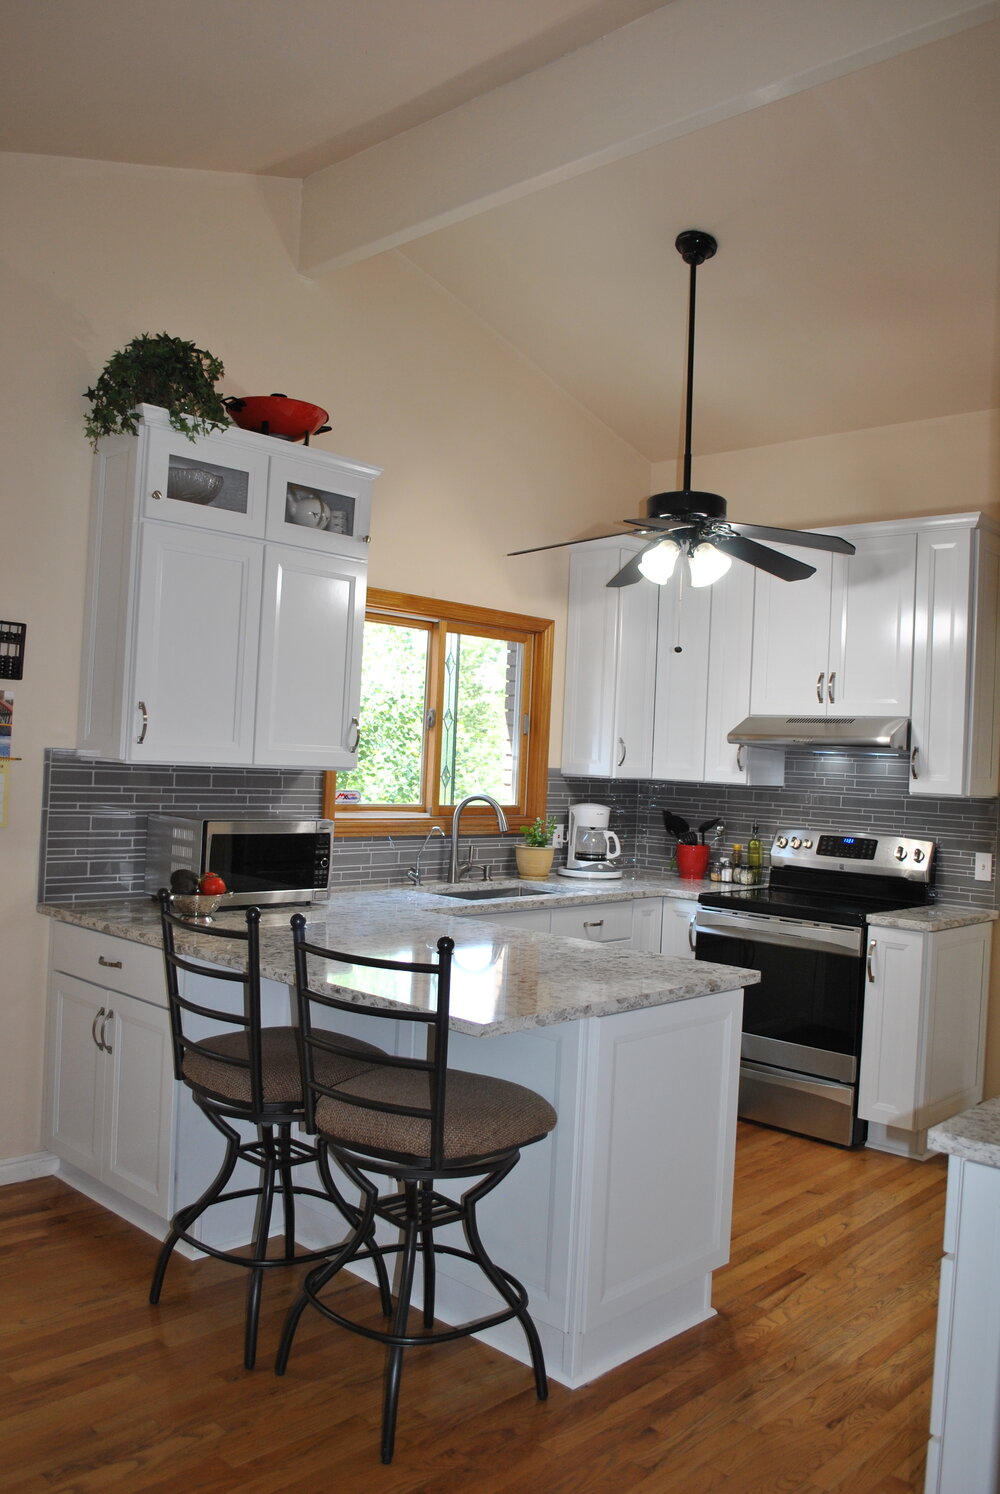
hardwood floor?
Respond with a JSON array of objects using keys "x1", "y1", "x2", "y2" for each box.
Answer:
[{"x1": 1, "y1": 1124, "x2": 947, "y2": 1493}]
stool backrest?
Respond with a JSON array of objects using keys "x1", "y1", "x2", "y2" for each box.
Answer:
[
  {"x1": 157, "y1": 890, "x2": 266, "y2": 1110},
  {"x1": 290, "y1": 913, "x2": 454, "y2": 1168}
]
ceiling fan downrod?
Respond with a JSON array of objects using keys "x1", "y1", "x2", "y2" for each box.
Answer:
[{"x1": 674, "y1": 229, "x2": 717, "y2": 497}]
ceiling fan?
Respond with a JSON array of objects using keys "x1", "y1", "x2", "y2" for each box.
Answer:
[{"x1": 509, "y1": 229, "x2": 854, "y2": 589}]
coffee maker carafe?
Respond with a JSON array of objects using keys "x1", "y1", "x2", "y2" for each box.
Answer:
[{"x1": 559, "y1": 803, "x2": 623, "y2": 880}]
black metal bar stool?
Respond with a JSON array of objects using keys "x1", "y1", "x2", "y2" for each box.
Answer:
[
  {"x1": 150, "y1": 891, "x2": 391, "y2": 1369},
  {"x1": 275, "y1": 915, "x2": 558, "y2": 1463}
]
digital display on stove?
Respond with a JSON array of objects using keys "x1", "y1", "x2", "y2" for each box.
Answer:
[{"x1": 816, "y1": 834, "x2": 878, "y2": 860}]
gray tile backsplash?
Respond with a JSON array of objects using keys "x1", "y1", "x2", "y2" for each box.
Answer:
[{"x1": 39, "y1": 748, "x2": 999, "y2": 909}]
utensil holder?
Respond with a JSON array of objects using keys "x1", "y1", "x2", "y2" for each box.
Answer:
[{"x1": 676, "y1": 844, "x2": 710, "y2": 880}]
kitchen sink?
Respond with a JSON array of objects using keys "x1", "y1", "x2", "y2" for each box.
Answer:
[{"x1": 434, "y1": 884, "x2": 557, "y2": 900}]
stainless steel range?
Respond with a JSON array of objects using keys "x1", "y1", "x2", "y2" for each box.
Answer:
[{"x1": 694, "y1": 828, "x2": 935, "y2": 1147}]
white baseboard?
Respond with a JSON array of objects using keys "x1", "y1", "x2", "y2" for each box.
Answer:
[{"x1": 0, "y1": 1151, "x2": 60, "y2": 1185}]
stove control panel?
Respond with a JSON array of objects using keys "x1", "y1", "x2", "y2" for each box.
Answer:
[{"x1": 771, "y1": 829, "x2": 935, "y2": 881}]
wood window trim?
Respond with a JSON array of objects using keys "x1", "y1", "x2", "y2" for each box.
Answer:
[{"x1": 324, "y1": 588, "x2": 554, "y2": 839}]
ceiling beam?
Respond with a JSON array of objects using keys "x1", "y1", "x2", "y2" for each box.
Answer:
[{"x1": 299, "y1": 0, "x2": 999, "y2": 276}]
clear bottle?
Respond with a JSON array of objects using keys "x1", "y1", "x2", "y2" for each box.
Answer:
[
  {"x1": 747, "y1": 824, "x2": 762, "y2": 884},
  {"x1": 731, "y1": 843, "x2": 743, "y2": 870},
  {"x1": 719, "y1": 857, "x2": 732, "y2": 883}
]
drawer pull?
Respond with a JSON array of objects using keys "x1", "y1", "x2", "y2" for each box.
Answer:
[
  {"x1": 91, "y1": 1007, "x2": 106, "y2": 1050},
  {"x1": 867, "y1": 939, "x2": 877, "y2": 983},
  {"x1": 136, "y1": 700, "x2": 149, "y2": 745},
  {"x1": 98, "y1": 956, "x2": 123, "y2": 969},
  {"x1": 101, "y1": 1009, "x2": 114, "y2": 1054},
  {"x1": 816, "y1": 671, "x2": 825, "y2": 703},
  {"x1": 583, "y1": 920, "x2": 604, "y2": 931},
  {"x1": 827, "y1": 671, "x2": 836, "y2": 704}
]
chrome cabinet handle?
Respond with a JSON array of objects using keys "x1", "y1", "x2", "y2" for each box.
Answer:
[
  {"x1": 736, "y1": 743, "x2": 745, "y2": 773},
  {"x1": 816, "y1": 672, "x2": 825, "y2": 703},
  {"x1": 910, "y1": 746, "x2": 919, "y2": 781},
  {"x1": 101, "y1": 1010, "x2": 114, "y2": 1054},
  {"x1": 98, "y1": 956, "x2": 122, "y2": 969},
  {"x1": 348, "y1": 716, "x2": 361, "y2": 753},
  {"x1": 91, "y1": 1007, "x2": 106, "y2": 1050},
  {"x1": 136, "y1": 700, "x2": 148, "y2": 745},
  {"x1": 827, "y1": 671, "x2": 836, "y2": 704},
  {"x1": 617, "y1": 737, "x2": 626, "y2": 767},
  {"x1": 866, "y1": 939, "x2": 876, "y2": 983},
  {"x1": 688, "y1": 915, "x2": 697, "y2": 952}
]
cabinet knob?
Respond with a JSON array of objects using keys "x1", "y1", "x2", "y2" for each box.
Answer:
[{"x1": 151, "y1": 490, "x2": 162, "y2": 500}]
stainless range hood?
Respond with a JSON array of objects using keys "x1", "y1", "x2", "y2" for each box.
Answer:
[{"x1": 727, "y1": 715, "x2": 911, "y2": 751}]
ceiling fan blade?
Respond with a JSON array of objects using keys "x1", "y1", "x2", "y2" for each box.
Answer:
[
  {"x1": 507, "y1": 532, "x2": 634, "y2": 556},
  {"x1": 730, "y1": 522, "x2": 856, "y2": 554},
  {"x1": 711, "y1": 531, "x2": 816, "y2": 582},
  {"x1": 622, "y1": 516, "x2": 694, "y2": 534},
  {"x1": 606, "y1": 544, "x2": 662, "y2": 588}
]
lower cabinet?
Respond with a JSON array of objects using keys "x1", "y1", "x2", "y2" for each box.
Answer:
[
  {"x1": 485, "y1": 896, "x2": 663, "y2": 950},
  {"x1": 660, "y1": 898, "x2": 701, "y2": 959},
  {"x1": 858, "y1": 921, "x2": 991, "y2": 1136},
  {"x1": 44, "y1": 940, "x2": 176, "y2": 1218}
]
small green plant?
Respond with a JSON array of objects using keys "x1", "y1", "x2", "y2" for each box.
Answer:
[
  {"x1": 522, "y1": 815, "x2": 558, "y2": 847},
  {"x1": 83, "y1": 332, "x2": 229, "y2": 447}
]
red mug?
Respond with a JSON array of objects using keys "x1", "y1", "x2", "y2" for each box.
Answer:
[{"x1": 676, "y1": 843, "x2": 710, "y2": 880}]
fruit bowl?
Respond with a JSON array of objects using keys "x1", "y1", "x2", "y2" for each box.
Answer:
[
  {"x1": 166, "y1": 467, "x2": 224, "y2": 504},
  {"x1": 170, "y1": 893, "x2": 222, "y2": 922}
]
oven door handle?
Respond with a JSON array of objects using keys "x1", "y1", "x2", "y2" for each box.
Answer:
[{"x1": 694, "y1": 916, "x2": 862, "y2": 957}]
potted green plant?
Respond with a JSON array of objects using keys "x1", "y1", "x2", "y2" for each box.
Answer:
[
  {"x1": 515, "y1": 815, "x2": 559, "y2": 881},
  {"x1": 83, "y1": 332, "x2": 230, "y2": 448}
]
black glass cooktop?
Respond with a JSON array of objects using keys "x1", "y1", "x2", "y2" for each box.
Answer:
[{"x1": 698, "y1": 866, "x2": 932, "y2": 928}]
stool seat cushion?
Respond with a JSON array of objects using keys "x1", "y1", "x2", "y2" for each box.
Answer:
[
  {"x1": 315, "y1": 1068, "x2": 557, "y2": 1163},
  {"x1": 182, "y1": 1026, "x2": 382, "y2": 1107}
]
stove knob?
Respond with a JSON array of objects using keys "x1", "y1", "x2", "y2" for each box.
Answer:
[
  {"x1": 912, "y1": 848, "x2": 925, "y2": 864},
  {"x1": 802, "y1": 839, "x2": 813, "y2": 849},
  {"x1": 894, "y1": 845, "x2": 908, "y2": 861},
  {"x1": 790, "y1": 837, "x2": 802, "y2": 850},
  {"x1": 775, "y1": 836, "x2": 788, "y2": 849}
]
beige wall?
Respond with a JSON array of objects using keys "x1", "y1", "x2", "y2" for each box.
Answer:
[{"x1": 0, "y1": 151, "x2": 647, "y2": 1163}]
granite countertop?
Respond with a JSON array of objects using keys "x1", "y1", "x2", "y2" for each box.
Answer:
[
  {"x1": 929, "y1": 1096, "x2": 1000, "y2": 1168},
  {"x1": 38, "y1": 877, "x2": 756, "y2": 1038},
  {"x1": 867, "y1": 904, "x2": 998, "y2": 932}
]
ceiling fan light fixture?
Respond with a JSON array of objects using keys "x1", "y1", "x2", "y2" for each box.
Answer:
[
  {"x1": 637, "y1": 537, "x2": 681, "y2": 584},
  {"x1": 688, "y1": 541, "x2": 732, "y2": 587}
]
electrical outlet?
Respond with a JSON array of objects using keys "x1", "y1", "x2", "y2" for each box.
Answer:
[
  {"x1": 551, "y1": 825, "x2": 566, "y2": 849},
  {"x1": 975, "y1": 852, "x2": 993, "y2": 882}
]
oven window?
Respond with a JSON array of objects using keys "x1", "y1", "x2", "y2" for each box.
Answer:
[
  {"x1": 696, "y1": 932, "x2": 862, "y2": 1057},
  {"x1": 208, "y1": 833, "x2": 315, "y2": 893}
]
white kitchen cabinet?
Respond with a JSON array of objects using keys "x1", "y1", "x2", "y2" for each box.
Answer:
[
  {"x1": 924, "y1": 1154, "x2": 1000, "y2": 1494},
  {"x1": 44, "y1": 930, "x2": 176, "y2": 1218},
  {"x1": 561, "y1": 540, "x2": 658, "y2": 778},
  {"x1": 660, "y1": 898, "x2": 700, "y2": 959},
  {"x1": 909, "y1": 518, "x2": 1000, "y2": 798},
  {"x1": 78, "y1": 403, "x2": 379, "y2": 768},
  {"x1": 482, "y1": 895, "x2": 663, "y2": 950},
  {"x1": 858, "y1": 921, "x2": 991, "y2": 1136},
  {"x1": 750, "y1": 530, "x2": 916, "y2": 718}
]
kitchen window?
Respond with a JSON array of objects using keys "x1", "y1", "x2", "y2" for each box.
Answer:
[{"x1": 323, "y1": 590, "x2": 553, "y2": 838}]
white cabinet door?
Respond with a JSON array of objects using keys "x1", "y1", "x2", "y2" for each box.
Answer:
[
  {"x1": 265, "y1": 449, "x2": 375, "y2": 560},
  {"x1": 104, "y1": 991, "x2": 176, "y2": 1216},
  {"x1": 142, "y1": 419, "x2": 269, "y2": 535},
  {"x1": 561, "y1": 541, "x2": 657, "y2": 778},
  {"x1": 829, "y1": 531, "x2": 915, "y2": 715},
  {"x1": 254, "y1": 545, "x2": 366, "y2": 768},
  {"x1": 660, "y1": 899, "x2": 700, "y2": 959},
  {"x1": 631, "y1": 897, "x2": 664, "y2": 953},
  {"x1": 750, "y1": 552, "x2": 834, "y2": 715},
  {"x1": 46, "y1": 972, "x2": 107, "y2": 1181},
  {"x1": 910, "y1": 524, "x2": 1000, "y2": 798},
  {"x1": 858, "y1": 923, "x2": 990, "y2": 1132},
  {"x1": 651, "y1": 570, "x2": 711, "y2": 781},
  {"x1": 476, "y1": 908, "x2": 552, "y2": 932},
  {"x1": 131, "y1": 523, "x2": 263, "y2": 764}
]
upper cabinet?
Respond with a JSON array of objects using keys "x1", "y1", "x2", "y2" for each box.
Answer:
[
  {"x1": 561, "y1": 540, "x2": 658, "y2": 778},
  {"x1": 749, "y1": 530, "x2": 916, "y2": 718},
  {"x1": 909, "y1": 519, "x2": 1000, "y2": 798},
  {"x1": 77, "y1": 405, "x2": 379, "y2": 769}
]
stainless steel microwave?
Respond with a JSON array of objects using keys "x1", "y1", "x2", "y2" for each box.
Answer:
[{"x1": 145, "y1": 815, "x2": 332, "y2": 906}]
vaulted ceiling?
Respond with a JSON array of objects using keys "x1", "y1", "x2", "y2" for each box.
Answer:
[{"x1": 3, "y1": 0, "x2": 998, "y2": 462}]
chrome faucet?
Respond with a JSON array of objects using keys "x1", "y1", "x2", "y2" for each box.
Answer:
[
  {"x1": 449, "y1": 794, "x2": 509, "y2": 882},
  {"x1": 406, "y1": 825, "x2": 446, "y2": 886}
]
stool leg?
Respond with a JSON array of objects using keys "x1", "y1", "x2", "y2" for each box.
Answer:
[
  {"x1": 244, "y1": 1126, "x2": 279, "y2": 1370},
  {"x1": 381, "y1": 1183, "x2": 420, "y2": 1465},
  {"x1": 462, "y1": 1170, "x2": 548, "y2": 1402},
  {"x1": 150, "y1": 1116, "x2": 240, "y2": 1305},
  {"x1": 276, "y1": 1121, "x2": 297, "y2": 1260},
  {"x1": 419, "y1": 1178, "x2": 436, "y2": 1328}
]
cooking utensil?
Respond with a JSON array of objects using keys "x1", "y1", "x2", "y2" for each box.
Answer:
[
  {"x1": 698, "y1": 816, "x2": 723, "y2": 844},
  {"x1": 662, "y1": 810, "x2": 689, "y2": 838},
  {"x1": 222, "y1": 394, "x2": 331, "y2": 443}
]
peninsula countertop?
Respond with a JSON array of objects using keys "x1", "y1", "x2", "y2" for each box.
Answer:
[{"x1": 39, "y1": 877, "x2": 759, "y2": 1038}]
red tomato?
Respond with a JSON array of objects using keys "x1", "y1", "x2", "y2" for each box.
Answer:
[{"x1": 199, "y1": 873, "x2": 227, "y2": 895}]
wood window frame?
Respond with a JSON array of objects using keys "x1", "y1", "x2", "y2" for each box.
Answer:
[{"x1": 324, "y1": 588, "x2": 554, "y2": 840}]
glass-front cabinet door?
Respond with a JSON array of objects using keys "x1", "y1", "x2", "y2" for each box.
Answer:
[
  {"x1": 141, "y1": 423, "x2": 269, "y2": 535},
  {"x1": 264, "y1": 451, "x2": 376, "y2": 559}
]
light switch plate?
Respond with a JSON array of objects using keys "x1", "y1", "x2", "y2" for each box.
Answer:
[
  {"x1": 551, "y1": 825, "x2": 566, "y2": 848},
  {"x1": 974, "y1": 852, "x2": 993, "y2": 882}
]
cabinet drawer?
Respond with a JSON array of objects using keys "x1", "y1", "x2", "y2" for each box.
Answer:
[
  {"x1": 50, "y1": 923, "x2": 166, "y2": 1007},
  {"x1": 549, "y1": 901, "x2": 633, "y2": 943}
]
